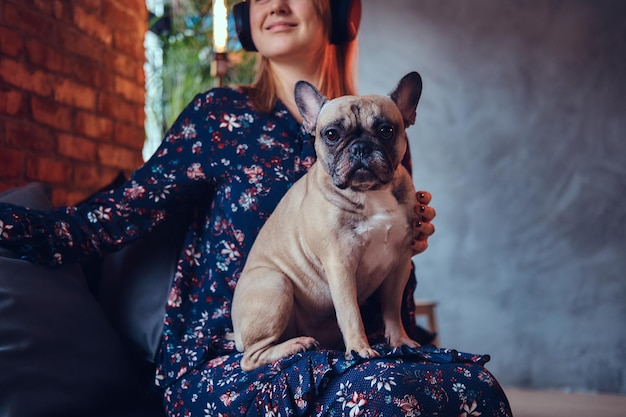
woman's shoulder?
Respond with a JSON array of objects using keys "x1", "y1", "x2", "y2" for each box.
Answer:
[
  {"x1": 185, "y1": 85, "x2": 292, "y2": 125},
  {"x1": 192, "y1": 86, "x2": 251, "y2": 107},
  {"x1": 183, "y1": 86, "x2": 271, "y2": 120}
]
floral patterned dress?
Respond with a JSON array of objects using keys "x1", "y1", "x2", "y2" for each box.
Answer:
[{"x1": 0, "y1": 87, "x2": 511, "y2": 416}]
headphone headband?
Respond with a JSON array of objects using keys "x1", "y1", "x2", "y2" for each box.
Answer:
[{"x1": 233, "y1": 0, "x2": 361, "y2": 52}]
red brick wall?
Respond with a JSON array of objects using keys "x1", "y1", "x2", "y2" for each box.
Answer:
[{"x1": 0, "y1": 0, "x2": 148, "y2": 206}]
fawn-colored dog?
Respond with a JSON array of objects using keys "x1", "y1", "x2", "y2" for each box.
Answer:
[{"x1": 232, "y1": 72, "x2": 423, "y2": 371}]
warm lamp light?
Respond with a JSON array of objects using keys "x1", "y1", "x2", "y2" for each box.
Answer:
[
  {"x1": 212, "y1": 0, "x2": 228, "y2": 87},
  {"x1": 213, "y1": 0, "x2": 228, "y2": 53}
]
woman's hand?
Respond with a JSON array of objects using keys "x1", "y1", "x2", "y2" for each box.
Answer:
[{"x1": 411, "y1": 191, "x2": 436, "y2": 256}]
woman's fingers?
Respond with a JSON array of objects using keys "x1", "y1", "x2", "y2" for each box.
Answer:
[
  {"x1": 411, "y1": 191, "x2": 436, "y2": 256},
  {"x1": 415, "y1": 191, "x2": 436, "y2": 222}
]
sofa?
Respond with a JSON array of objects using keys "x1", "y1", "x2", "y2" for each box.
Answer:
[
  {"x1": 0, "y1": 181, "x2": 437, "y2": 417},
  {"x1": 0, "y1": 181, "x2": 189, "y2": 417}
]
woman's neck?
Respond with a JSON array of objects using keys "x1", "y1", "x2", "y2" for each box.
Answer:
[{"x1": 270, "y1": 62, "x2": 322, "y2": 124}]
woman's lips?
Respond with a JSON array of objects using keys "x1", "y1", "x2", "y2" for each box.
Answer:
[{"x1": 265, "y1": 21, "x2": 297, "y2": 31}]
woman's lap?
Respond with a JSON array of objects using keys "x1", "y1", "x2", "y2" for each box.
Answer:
[{"x1": 164, "y1": 345, "x2": 512, "y2": 416}]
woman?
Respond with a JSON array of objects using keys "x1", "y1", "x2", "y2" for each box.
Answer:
[{"x1": 0, "y1": 0, "x2": 511, "y2": 415}]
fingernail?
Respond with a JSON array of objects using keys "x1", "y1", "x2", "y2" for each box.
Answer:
[
  {"x1": 419, "y1": 205, "x2": 426, "y2": 213},
  {"x1": 418, "y1": 192, "x2": 425, "y2": 200},
  {"x1": 414, "y1": 220, "x2": 422, "y2": 228}
]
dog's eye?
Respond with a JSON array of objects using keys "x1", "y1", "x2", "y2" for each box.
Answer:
[
  {"x1": 323, "y1": 128, "x2": 340, "y2": 143},
  {"x1": 378, "y1": 124, "x2": 394, "y2": 139}
]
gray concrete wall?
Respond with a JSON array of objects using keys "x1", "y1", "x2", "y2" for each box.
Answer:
[{"x1": 358, "y1": 0, "x2": 626, "y2": 394}]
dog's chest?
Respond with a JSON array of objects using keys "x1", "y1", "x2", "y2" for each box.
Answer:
[{"x1": 352, "y1": 191, "x2": 410, "y2": 273}]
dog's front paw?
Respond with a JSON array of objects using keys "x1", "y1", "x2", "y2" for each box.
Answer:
[
  {"x1": 389, "y1": 336, "x2": 421, "y2": 349},
  {"x1": 345, "y1": 346, "x2": 380, "y2": 361}
]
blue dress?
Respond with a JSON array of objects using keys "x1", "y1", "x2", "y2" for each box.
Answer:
[{"x1": 0, "y1": 87, "x2": 512, "y2": 416}]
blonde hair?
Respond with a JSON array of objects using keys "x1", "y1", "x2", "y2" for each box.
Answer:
[{"x1": 245, "y1": 0, "x2": 358, "y2": 114}]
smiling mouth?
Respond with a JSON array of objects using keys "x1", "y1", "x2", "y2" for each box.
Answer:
[{"x1": 266, "y1": 22, "x2": 297, "y2": 31}]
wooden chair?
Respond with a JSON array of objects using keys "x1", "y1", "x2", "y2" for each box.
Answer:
[{"x1": 414, "y1": 299, "x2": 440, "y2": 346}]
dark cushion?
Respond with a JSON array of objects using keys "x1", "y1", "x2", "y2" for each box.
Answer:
[
  {"x1": 0, "y1": 183, "x2": 145, "y2": 416},
  {"x1": 98, "y1": 214, "x2": 188, "y2": 364}
]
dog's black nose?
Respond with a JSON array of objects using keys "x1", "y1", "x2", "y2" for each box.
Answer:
[{"x1": 350, "y1": 142, "x2": 372, "y2": 158}]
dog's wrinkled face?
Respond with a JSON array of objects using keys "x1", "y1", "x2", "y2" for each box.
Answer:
[
  {"x1": 296, "y1": 72, "x2": 422, "y2": 192},
  {"x1": 315, "y1": 96, "x2": 406, "y2": 191}
]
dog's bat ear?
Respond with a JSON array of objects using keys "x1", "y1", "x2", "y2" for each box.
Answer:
[
  {"x1": 389, "y1": 71, "x2": 423, "y2": 128},
  {"x1": 295, "y1": 81, "x2": 327, "y2": 134}
]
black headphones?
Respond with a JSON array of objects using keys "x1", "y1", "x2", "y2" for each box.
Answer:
[{"x1": 233, "y1": 0, "x2": 361, "y2": 52}]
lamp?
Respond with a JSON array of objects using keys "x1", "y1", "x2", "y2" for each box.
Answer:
[{"x1": 212, "y1": 0, "x2": 228, "y2": 87}]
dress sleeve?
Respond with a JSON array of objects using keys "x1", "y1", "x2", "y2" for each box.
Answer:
[{"x1": 0, "y1": 92, "x2": 218, "y2": 266}]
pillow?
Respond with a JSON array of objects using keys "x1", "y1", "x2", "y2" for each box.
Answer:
[
  {"x1": 0, "y1": 183, "x2": 145, "y2": 416},
  {"x1": 98, "y1": 214, "x2": 188, "y2": 364}
]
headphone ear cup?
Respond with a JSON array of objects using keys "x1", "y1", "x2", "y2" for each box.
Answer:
[
  {"x1": 330, "y1": 0, "x2": 362, "y2": 45},
  {"x1": 233, "y1": 1, "x2": 257, "y2": 52}
]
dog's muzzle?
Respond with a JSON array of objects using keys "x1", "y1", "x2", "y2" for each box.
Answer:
[{"x1": 330, "y1": 141, "x2": 394, "y2": 191}]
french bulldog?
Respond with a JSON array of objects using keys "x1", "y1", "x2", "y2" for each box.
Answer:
[{"x1": 231, "y1": 71, "x2": 424, "y2": 372}]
